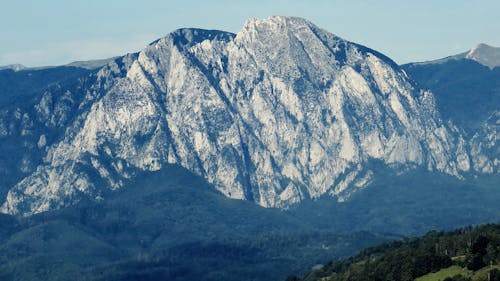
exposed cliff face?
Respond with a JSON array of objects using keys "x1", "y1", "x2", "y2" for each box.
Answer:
[
  {"x1": 470, "y1": 112, "x2": 499, "y2": 173},
  {"x1": 0, "y1": 16, "x2": 488, "y2": 216}
]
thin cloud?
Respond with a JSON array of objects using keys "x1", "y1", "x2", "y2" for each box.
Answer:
[{"x1": 0, "y1": 34, "x2": 156, "y2": 67}]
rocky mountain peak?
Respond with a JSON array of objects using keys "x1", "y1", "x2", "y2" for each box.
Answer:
[
  {"x1": 166, "y1": 28, "x2": 235, "y2": 49},
  {"x1": 0, "y1": 17, "x2": 490, "y2": 216},
  {"x1": 241, "y1": 15, "x2": 315, "y2": 32},
  {"x1": 466, "y1": 43, "x2": 500, "y2": 69}
]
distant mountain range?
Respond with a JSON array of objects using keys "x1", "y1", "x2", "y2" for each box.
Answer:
[
  {"x1": 408, "y1": 43, "x2": 500, "y2": 69},
  {"x1": 0, "y1": 57, "x2": 116, "y2": 71}
]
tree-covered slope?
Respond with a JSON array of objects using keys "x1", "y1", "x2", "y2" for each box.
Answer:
[
  {"x1": 293, "y1": 224, "x2": 500, "y2": 281},
  {"x1": 0, "y1": 164, "x2": 393, "y2": 281}
]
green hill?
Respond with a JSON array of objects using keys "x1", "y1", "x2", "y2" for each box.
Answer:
[
  {"x1": 0, "y1": 165, "x2": 392, "y2": 281},
  {"x1": 292, "y1": 224, "x2": 500, "y2": 281}
]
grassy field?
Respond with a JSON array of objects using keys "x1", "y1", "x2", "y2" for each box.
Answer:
[
  {"x1": 471, "y1": 265, "x2": 500, "y2": 281},
  {"x1": 415, "y1": 264, "x2": 500, "y2": 281},
  {"x1": 415, "y1": 266, "x2": 471, "y2": 281}
]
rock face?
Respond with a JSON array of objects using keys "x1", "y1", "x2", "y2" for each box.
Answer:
[
  {"x1": 0, "y1": 16, "x2": 488, "y2": 216},
  {"x1": 0, "y1": 65, "x2": 94, "y2": 201},
  {"x1": 470, "y1": 112, "x2": 499, "y2": 173}
]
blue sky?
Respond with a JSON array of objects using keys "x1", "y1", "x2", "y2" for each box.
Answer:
[{"x1": 1, "y1": 0, "x2": 499, "y2": 67}]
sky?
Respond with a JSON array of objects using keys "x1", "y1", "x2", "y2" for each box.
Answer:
[{"x1": 1, "y1": 0, "x2": 499, "y2": 67}]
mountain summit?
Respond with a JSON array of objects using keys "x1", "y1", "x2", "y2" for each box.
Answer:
[
  {"x1": 411, "y1": 43, "x2": 500, "y2": 69},
  {"x1": 0, "y1": 16, "x2": 492, "y2": 216},
  {"x1": 465, "y1": 43, "x2": 500, "y2": 69}
]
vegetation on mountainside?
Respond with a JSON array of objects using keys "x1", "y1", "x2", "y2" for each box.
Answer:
[{"x1": 289, "y1": 224, "x2": 500, "y2": 281}]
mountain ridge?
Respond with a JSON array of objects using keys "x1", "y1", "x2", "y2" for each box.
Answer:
[
  {"x1": 0, "y1": 57, "x2": 117, "y2": 72},
  {"x1": 408, "y1": 43, "x2": 500, "y2": 69}
]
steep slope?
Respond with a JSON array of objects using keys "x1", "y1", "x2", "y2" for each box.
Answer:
[
  {"x1": 294, "y1": 224, "x2": 500, "y2": 281},
  {"x1": 403, "y1": 48, "x2": 499, "y2": 174},
  {"x1": 0, "y1": 66, "x2": 96, "y2": 199},
  {"x1": 0, "y1": 16, "x2": 485, "y2": 216}
]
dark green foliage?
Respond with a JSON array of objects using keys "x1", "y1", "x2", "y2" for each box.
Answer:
[
  {"x1": 0, "y1": 165, "x2": 391, "y2": 281},
  {"x1": 0, "y1": 162, "x2": 498, "y2": 280},
  {"x1": 85, "y1": 233, "x2": 388, "y2": 281},
  {"x1": 490, "y1": 269, "x2": 500, "y2": 281},
  {"x1": 0, "y1": 162, "x2": 500, "y2": 280},
  {"x1": 466, "y1": 235, "x2": 500, "y2": 270},
  {"x1": 298, "y1": 224, "x2": 500, "y2": 281},
  {"x1": 467, "y1": 235, "x2": 492, "y2": 270},
  {"x1": 0, "y1": 163, "x2": 499, "y2": 280}
]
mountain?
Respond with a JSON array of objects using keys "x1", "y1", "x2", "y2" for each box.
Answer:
[
  {"x1": 0, "y1": 16, "x2": 498, "y2": 281},
  {"x1": 402, "y1": 45, "x2": 499, "y2": 174},
  {"x1": 293, "y1": 223, "x2": 500, "y2": 281},
  {"x1": 1, "y1": 16, "x2": 491, "y2": 216},
  {"x1": 65, "y1": 57, "x2": 118, "y2": 70}
]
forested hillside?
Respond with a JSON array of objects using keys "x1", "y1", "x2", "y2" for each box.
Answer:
[{"x1": 292, "y1": 224, "x2": 500, "y2": 281}]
